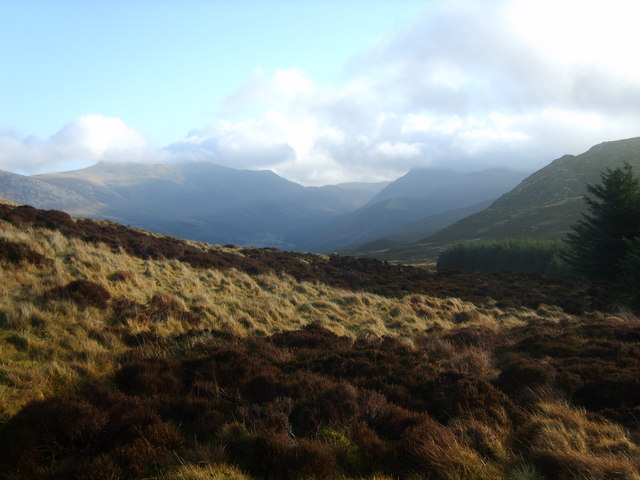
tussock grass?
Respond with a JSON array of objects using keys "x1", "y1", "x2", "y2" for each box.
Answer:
[
  {"x1": 161, "y1": 463, "x2": 252, "y2": 480},
  {"x1": 0, "y1": 217, "x2": 544, "y2": 415},
  {"x1": 2, "y1": 208, "x2": 640, "y2": 479},
  {"x1": 523, "y1": 401, "x2": 640, "y2": 479}
]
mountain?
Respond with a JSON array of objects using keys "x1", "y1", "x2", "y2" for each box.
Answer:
[
  {"x1": 0, "y1": 170, "x2": 99, "y2": 214},
  {"x1": 427, "y1": 137, "x2": 640, "y2": 243},
  {"x1": 339, "y1": 199, "x2": 493, "y2": 254},
  {"x1": 296, "y1": 166, "x2": 528, "y2": 252},
  {"x1": 365, "y1": 168, "x2": 462, "y2": 205},
  {"x1": 0, "y1": 161, "x2": 388, "y2": 249}
]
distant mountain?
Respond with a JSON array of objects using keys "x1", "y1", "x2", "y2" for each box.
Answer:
[
  {"x1": 0, "y1": 161, "x2": 388, "y2": 249},
  {"x1": 296, "y1": 167, "x2": 528, "y2": 252},
  {"x1": 339, "y1": 199, "x2": 493, "y2": 254},
  {"x1": 427, "y1": 137, "x2": 640, "y2": 243},
  {"x1": 0, "y1": 170, "x2": 98, "y2": 214},
  {"x1": 365, "y1": 168, "x2": 462, "y2": 205}
]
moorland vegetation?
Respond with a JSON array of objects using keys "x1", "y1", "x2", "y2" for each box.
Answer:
[{"x1": 0, "y1": 198, "x2": 639, "y2": 479}]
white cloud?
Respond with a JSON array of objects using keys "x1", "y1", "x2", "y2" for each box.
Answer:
[
  {"x1": 375, "y1": 141, "x2": 423, "y2": 159},
  {"x1": 168, "y1": 0, "x2": 640, "y2": 184},
  {"x1": 0, "y1": 114, "x2": 151, "y2": 174},
  {"x1": 3, "y1": 0, "x2": 640, "y2": 185}
]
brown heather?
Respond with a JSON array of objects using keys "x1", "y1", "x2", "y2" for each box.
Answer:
[{"x1": 0, "y1": 203, "x2": 639, "y2": 479}]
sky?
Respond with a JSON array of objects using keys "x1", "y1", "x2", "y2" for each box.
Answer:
[{"x1": 1, "y1": 0, "x2": 640, "y2": 185}]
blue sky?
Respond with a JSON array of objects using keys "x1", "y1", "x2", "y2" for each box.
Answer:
[
  {"x1": 2, "y1": 0, "x2": 640, "y2": 184},
  {"x1": 1, "y1": 1, "x2": 426, "y2": 143}
]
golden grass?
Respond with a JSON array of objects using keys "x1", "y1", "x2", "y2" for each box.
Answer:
[
  {"x1": 524, "y1": 401, "x2": 640, "y2": 479},
  {"x1": 161, "y1": 463, "x2": 252, "y2": 480},
  {"x1": 0, "y1": 196, "x2": 18, "y2": 206},
  {"x1": 0, "y1": 216, "x2": 613, "y2": 418},
  {"x1": 3, "y1": 216, "x2": 640, "y2": 480}
]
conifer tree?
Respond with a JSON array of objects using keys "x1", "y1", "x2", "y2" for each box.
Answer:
[
  {"x1": 620, "y1": 237, "x2": 640, "y2": 307},
  {"x1": 564, "y1": 163, "x2": 640, "y2": 279}
]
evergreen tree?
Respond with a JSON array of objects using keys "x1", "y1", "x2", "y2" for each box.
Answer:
[
  {"x1": 564, "y1": 163, "x2": 640, "y2": 279},
  {"x1": 620, "y1": 237, "x2": 640, "y2": 307}
]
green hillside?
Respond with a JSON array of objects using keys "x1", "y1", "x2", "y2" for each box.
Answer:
[{"x1": 428, "y1": 137, "x2": 640, "y2": 242}]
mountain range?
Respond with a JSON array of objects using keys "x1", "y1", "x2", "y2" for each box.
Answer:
[
  {"x1": 0, "y1": 162, "x2": 387, "y2": 249},
  {"x1": 296, "y1": 167, "x2": 528, "y2": 252},
  {"x1": 0, "y1": 161, "x2": 527, "y2": 252},
  {"x1": 350, "y1": 136, "x2": 640, "y2": 263},
  {"x1": 3, "y1": 136, "x2": 637, "y2": 257}
]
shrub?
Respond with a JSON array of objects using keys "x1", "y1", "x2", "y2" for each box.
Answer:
[
  {"x1": 0, "y1": 388, "x2": 183, "y2": 479},
  {"x1": 317, "y1": 383, "x2": 360, "y2": 426},
  {"x1": 359, "y1": 390, "x2": 423, "y2": 440},
  {"x1": 46, "y1": 279, "x2": 111, "y2": 309},
  {"x1": 420, "y1": 372, "x2": 512, "y2": 425},
  {"x1": 0, "y1": 238, "x2": 48, "y2": 265},
  {"x1": 496, "y1": 358, "x2": 557, "y2": 398},
  {"x1": 241, "y1": 373, "x2": 283, "y2": 403},
  {"x1": 349, "y1": 422, "x2": 389, "y2": 473},
  {"x1": 116, "y1": 357, "x2": 185, "y2": 396},
  {"x1": 270, "y1": 323, "x2": 352, "y2": 350},
  {"x1": 0, "y1": 396, "x2": 108, "y2": 472},
  {"x1": 291, "y1": 438, "x2": 337, "y2": 479}
]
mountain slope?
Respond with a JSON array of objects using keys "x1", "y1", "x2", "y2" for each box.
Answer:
[
  {"x1": 427, "y1": 137, "x2": 640, "y2": 243},
  {"x1": 340, "y1": 199, "x2": 493, "y2": 254},
  {"x1": 0, "y1": 170, "x2": 101, "y2": 214},
  {"x1": 365, "y1": 168, "x2": 461, "y2": 205},
  {"x1": 297, "y1": 167, "x2": 528, "y2": 252}
]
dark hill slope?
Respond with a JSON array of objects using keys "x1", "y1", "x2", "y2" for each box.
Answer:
[{"x1": 428, "y1": 137, "x2": 640, "y2": 243}]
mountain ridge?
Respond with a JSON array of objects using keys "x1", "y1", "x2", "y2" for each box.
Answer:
[
  {"x1": 296, "y1": 166, "x2": 528, "y2": 252},
  {"x1": 427, "y1": 136, "x2": 640, "y2": 243},
  {"x1": 0, "y1": 161, "x2": 389, "y2": 249}
]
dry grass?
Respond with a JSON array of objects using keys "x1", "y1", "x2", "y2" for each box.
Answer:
[
  {"x1": 161, "y1": 463, "x2": 252, "y2": 480},
  {"x1": 523, "y1": 401, "x2": 640, "y2": 479},
  {"x1": 0, "y1": 218, "x2": 544, "y2": 417},
  {"x1": 2, "y1": 213, "x2": 640, "y2": 480},
  {"x1": 0, "y1": 196, "x2": 18, "y2": 206}
]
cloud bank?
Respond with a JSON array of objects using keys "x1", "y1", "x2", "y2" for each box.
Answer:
[
  {"x1": 166, "y1": 0, "x2": 640, "y2": 184},
  {"x1": 0, "y1": 114, "x2": 151, "y2": 175},
  {"x1": 2, "y1": 0, "x2": 640, "y2": 185}
]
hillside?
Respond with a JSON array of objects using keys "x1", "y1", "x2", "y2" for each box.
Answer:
[
  {"x1": 0, "y1": 162, "x2": 388, "y2": 250},
  {"x1": 0, "y1": 169, "x2": 99, "y2": 213},
  {"x1": 428, "y1": 137, "x2": 640, "y2": 243},
  {"x1": 1, "y1": 202, "x2": 640, "y2": 479},
  {"x1": 340, "y1": 200, "x2": 493, "y2": 255},
  {"x1": 297, "y1": 167, "x2": 528, "y2": 252}
]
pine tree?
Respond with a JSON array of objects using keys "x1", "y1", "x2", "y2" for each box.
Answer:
[
  {"x1": 564, "y1": 163, "x2": 640, "y2": 280},
  {"x1": 620, "y1": 237, "x2": 640, "y2": 307}
]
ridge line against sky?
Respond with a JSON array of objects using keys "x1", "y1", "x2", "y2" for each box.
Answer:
[{"x1": 1, "y1": 0, "x2": 640, "y2": 186}]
